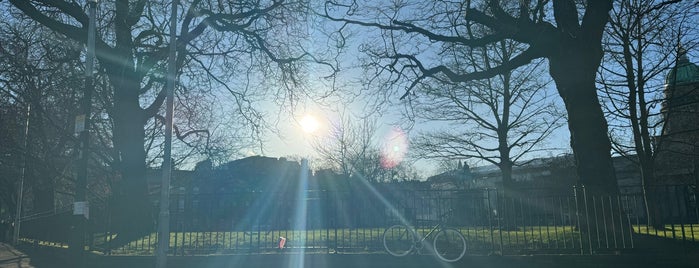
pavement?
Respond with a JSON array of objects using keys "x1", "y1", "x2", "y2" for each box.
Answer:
[
  {"x1": 2, "y1": 242, "x2": 698, "y2": 268},
  {"x1": 0, "y1": 243, "x2": 33, "y2": 268},
  {"x1": 95, "y1": 253, "x2": 699, "y2": 268}
]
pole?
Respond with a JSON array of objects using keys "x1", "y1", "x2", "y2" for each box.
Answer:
[
  {"x1": 76, "y1": 0, "x2": 97, "y2": 205},
  {"x1": 156, "y1": 0, "x2": 177, "y2": 267},
  {"x1": 71, "y1": 0, "x2": 97, "y2": 265},
  {"x1": 12, "y1": 103, "x2": 30, "y2": 245}
]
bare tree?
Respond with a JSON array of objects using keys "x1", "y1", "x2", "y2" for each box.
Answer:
[
  {"x1": 598, "y1": 0, "x2": 698, "y2": 226},
  {"x1": 0, "y1": 17, "x2": 86, "y2": 222},
  {"x1": 312, "y1": 111, "x2": 381, "y2": 182},
  {"x1": 411, "y1": 39, "x2": 563, "y2": 195},
  {"x1": 311, "y1": 110, "x2": 419, "y2": 184},
  {"x1": 323, "y1": 0, "x2": 621, "y2": 196},
  {"x1": 6, "y1": 0, "x2": 337, "y2": 240}
]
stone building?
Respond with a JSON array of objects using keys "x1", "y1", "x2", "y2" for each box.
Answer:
[{"x1": 654, "y1": 47, "x2": 699, "y2": 185}]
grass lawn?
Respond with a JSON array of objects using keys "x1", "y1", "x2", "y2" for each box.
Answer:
[
  {"x1": 633, "y1": 224, "x2": 699, "y2": 240},
  {"x1": 100, "y1": 226, "x2": 592, "y2": 255},
  {"x1": 26, "y1": 224, "x2": 699, "y2": 255}
]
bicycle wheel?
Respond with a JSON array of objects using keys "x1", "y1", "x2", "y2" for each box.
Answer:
[
  {"x1": 433, "y1": 228, "x2": 466, "y2": 262},
  {"x1": 383, "y1": 224, "x2": 415, "y2": 257}
]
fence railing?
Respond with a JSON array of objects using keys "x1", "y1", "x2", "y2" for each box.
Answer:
[{"x1": 20, "y1": 185, "x2": 699, "y2": 256}]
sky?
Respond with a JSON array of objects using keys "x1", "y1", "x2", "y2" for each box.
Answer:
[
  {"x1": 215, "y1": 0, "x2": 696, "y2": 179},
  {"x1": 234, "y1": 28, "x2": 576, "y2": 180},
  {"x1": 250, "y1": 89, "x2": 572, "y2": 179}
]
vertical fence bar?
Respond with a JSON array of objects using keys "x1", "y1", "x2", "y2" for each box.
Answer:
[
  {"x1": 654, "y1": 187, "x2": 660, "y2": 236},
  {"x1": 608, "y1": 196, "x2": 617, "y2": 249},
  {"x1": 600, "y1": 195, "x2": 609, "y2": 248},
  {"x1": 626, "y1": 204, "x2": 634, "y2": 248},
  {"x1": 487, "y1": 189, "x2": 494, "y2": 251},
  {"x1": 661, "y1": 186, "x2": 668, "y2": 238},
  {"x1": 334, "y1": 194, "x2": 339, "y2": 253},
  {"x1": 677, "y1": 186, "x2": 686, "y2": 247},
  {"x1": 537, "y1": 196, "x2": 544, "y2": 249},
  {"x1": 573, "y1": 186, "x2": 583, "y2": 255},
  {"x1": 616, "y1": 196, "x2": 626, "y2": 249},
  {"x1": 583, "y1": 187, "x2": 593, "y2": 255},
  {"x1": 694, "y1": 185, "x2": 699, "y2": 242},
  {"x1": 553, "y1": 196, "x2": 560, "y2": 249},
  {"x1": 509, "y1": 196, "x2": 516, "y2": 250},
  {"x1": 561, "y1": 197, "x2": 568, "y2": 249},
  {"x1": 172, "y1": 200, "x2": 178, "y2": 256},
  {"x1": 632, "y1": 195, "x2": 640, "y2": 237},
  {"x1": 516, "y1": 196, "x2": 523, "y2": 249},
  {"x1": 325, "y1": 191, "x2": 329, "y2": 254},
  {"x1": 592, "y1": 197, "x2": 601, "y2": 249},
  {"x1": 671, "y1": 185, "x2": 678, "y2": 240},
  {"x1": 522, "y1": 196, "x2": 528, "y2": 248},
  {"x1": 497, "y1": 190, "x2": 504, "y2": 254},
  {"x1": 257, "y1": 219, "x2": 261, "y2": 253},
  {"x1": 545, "y1": 197, "x2": 552, "y2": 249},
  {"x1": 691, "y1": 186, "x2": 697, "y2": 242}
]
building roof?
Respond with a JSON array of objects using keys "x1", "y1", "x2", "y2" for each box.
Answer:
[{"x1": 665, "y1": 46, "x2": 699, "y2": 86}]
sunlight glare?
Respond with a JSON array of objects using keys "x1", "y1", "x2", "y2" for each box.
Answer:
[
  {"x1": 380, "y1": 126, "x2": 408, "y2": 169},
  {"x1": 299, "y1": 114, "x2": 320, "y2": 134}
]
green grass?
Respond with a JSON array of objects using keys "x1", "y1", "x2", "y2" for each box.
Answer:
[
  {"x1": 102, "y1": 226, "x2": 585, "y2": 255},
  {"x1": 87, "y1": 224, "x2": 699, "y2": 255},
  {"x1": 633, "y1": 224, "x2": 699, "y2": 241},
  {"x1": 100, "y1": 228, "x2": 388, "y2": 255}
]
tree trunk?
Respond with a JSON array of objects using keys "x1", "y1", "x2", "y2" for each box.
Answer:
[
  {"x1": 108, "y1": 72, "x2": 152, "y2": 243},
  {"x1": 500, "y1": 160, "x2": 515, "y2": 197},
  {"x1": 549, "y1": 42, "x2": 618, "y2": 196},
  {"x1": 639, "y1": 162, "x2": 663, "y2": 228},
  {"x1": 549, "y1": 36, "x2": 627, "y2": 250}
]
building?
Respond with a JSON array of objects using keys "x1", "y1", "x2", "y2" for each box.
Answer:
[
  {"x1": 654, "y1": 46, "x2": 699, "y2": 185},
  {"x1": 428, "y1": 47, "x2": 699, "y2": 193},
  {"x1": 427, "y1": 155, "x2": 641, "y2": 195}
]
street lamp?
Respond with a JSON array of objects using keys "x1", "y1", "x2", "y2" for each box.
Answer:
[
  {"x1": 70, "y1": 1, "x2": 97, "y2": 266},
  {"x1": 156, "y1": 1, "x2": 178, "y2": 268},
  {"x1": 12, "y1": 104, "x2": 30, "y2": 245}
]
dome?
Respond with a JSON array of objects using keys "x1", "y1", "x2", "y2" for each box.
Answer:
[{"x1": 665, "y1": 47, "x2": 699, "y2": 86}]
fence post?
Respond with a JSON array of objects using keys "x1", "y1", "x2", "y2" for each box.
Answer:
[
  {"x1": 582, "y1": 186, "x2": 594, "y2": 255},
  {"x1": 495, "y1": 189, "x2": 504, "y2": 254},
  {"x1": 573, "y1": 185, "x2": 583, "y2": 255},
  {"x1": 486, "y1": 189, "x2": 494, "y2": 252}
]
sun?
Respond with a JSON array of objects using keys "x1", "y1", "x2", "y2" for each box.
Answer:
[{"x1": 299, "y1": 114, "x2": 320, "y2": 134}]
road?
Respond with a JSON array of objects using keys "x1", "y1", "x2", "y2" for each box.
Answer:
[
  {"x1": 3, "y1": 242, "x2": 697, "y2": 268},
  {"x1": 97, "y1": 252, "x2": 699, "y2": 268}
]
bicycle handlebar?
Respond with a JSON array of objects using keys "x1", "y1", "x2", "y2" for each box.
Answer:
[{"x1": 438, "y1": 209, "x2": 454, "y2": 222}]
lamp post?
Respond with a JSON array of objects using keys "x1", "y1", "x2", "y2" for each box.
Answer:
[
  {"x1": 156, "y1": 1, "x2": 178, "y2": 267},
  {"x1": 71, "y1": 0, "x2": 97, "y2": 266},
  {"x1": 12, "y1": 103, "x2": 30, "y2": 245}
]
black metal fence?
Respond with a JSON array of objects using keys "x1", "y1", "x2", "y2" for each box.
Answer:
[{"x1": 20, "y1": 184, "x2": 699, "y2": 256}]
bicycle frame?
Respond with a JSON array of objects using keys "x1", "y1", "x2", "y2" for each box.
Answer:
[
  {"x1": 383, "y1": 209, "x2": 467, "y2": 262},
  {"x1": 413, "y1": 222, "x2": 444, "y2": 248}
]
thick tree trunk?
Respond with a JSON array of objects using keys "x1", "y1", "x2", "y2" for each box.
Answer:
[
  {"x1": 549, "y1": 43, "x2": 618, "y2": 196},
  {"x1": 548, "y1": 34, "x2": 627, "y2": 250},
  {"x1": 108, "y1": 73, "x2": 152, "y2": 243}
]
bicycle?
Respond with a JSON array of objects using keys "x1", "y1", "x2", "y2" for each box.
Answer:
[{"x1": 382, "y1": 209, "x2": 466, "y2": 262}]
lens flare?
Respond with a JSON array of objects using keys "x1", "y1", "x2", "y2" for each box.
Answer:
[
  {"x1": 299, "y1": 114, "x2": 320, "y2": 134},
  {"x1": 380, "y1": 127, "x2": 408, "y2": 169}
]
